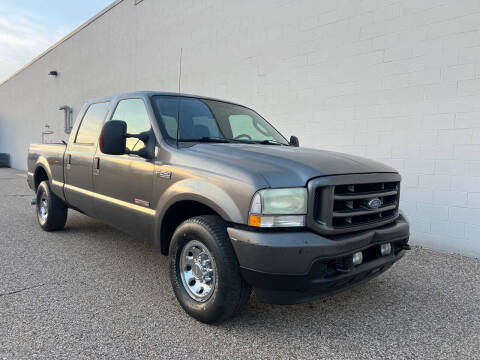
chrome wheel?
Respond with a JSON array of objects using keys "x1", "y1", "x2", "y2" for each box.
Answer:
[
  {"x1": 179, "y1": 240, "x2": 217, "y2": 302},
  {"x1": 38, "y1": 195, "x2": 48, "y2": 222}
]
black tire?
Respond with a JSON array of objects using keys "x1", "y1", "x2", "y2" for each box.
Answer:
[
  {"x1": 36, "y1": 181, "x2": 68, "y2": 231},
  {"x1": 169, "y1": 215, "x2": 251, "y2": 324}
]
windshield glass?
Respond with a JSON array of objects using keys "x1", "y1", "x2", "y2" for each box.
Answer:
[{"x1": 151, "y1": 96, "x2": 289, "y2": 145}]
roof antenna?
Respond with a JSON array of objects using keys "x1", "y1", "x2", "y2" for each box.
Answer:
[
  {"x1": 176, "y1": 47, "x2": 183, "y2": 148},
  {"x1": 178, "y1": 47, "x2": 183, "y2": 94}
]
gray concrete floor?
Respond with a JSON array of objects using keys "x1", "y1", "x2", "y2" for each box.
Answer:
[{"x1": 0, "y1": 168, "x2": 479, "y2": 359}]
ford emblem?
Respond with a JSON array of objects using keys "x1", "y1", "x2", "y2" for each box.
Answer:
[{"x1": 367, "y1": 198, "x2": 382, "y2": 209}]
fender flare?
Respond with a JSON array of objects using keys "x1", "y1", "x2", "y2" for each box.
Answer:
[
  {"x1": 33, "y1": 157, "x2": 53, "y2": 188},
  {"x1": 153, "y1": 179, "x2": 244, "y2": 249}
]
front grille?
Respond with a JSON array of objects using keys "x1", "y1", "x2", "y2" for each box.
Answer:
[
  {"x1": 307, "y1": 173, "x2": 401, "y2": 236},
  {"x1": 332, "y1": 181, "x2": 399, "y2": 227}
]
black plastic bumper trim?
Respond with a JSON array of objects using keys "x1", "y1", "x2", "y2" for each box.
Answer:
[
  {"x1": 228, "y1": 215, "x2": 410, "y2": 274},
  {"x1": 243, "y1": 250, "x2": 405, "y2": 305}
]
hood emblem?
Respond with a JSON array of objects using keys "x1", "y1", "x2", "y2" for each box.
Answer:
[{"x1": 367, "y1": 198, "x2": 382, "y2": 209}]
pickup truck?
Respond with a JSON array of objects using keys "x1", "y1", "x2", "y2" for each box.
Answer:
[{"x1": 28, "y1": 91, "x2": 410, "y2": 323}]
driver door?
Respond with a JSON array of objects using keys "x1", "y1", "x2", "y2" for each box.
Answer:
[{"x1": 92, "y1": 97, "x2": 156, "y2": 239}]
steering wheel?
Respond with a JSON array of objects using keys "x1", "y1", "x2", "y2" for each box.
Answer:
[{"x1": 234, "y1": 134, "x2": 252, "y2": 141}]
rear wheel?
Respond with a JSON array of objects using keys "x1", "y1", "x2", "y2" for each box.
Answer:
[
  {"x1": 36, "y1": 181, "x2": 68, "y2": 231},
  {"x1": 169, "y1": 215, "x2": 251, "y2": 323}
]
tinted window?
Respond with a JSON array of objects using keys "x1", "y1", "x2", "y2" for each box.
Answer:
[
  {"x1": 151, "y1": 97, "x2": 222, "y2": 140},
  {"x1": 163, "y1": 115, "x2": 178, "y2": 138},
  {"x1": 111, "y1": 99, "x2": 151, "y2": 151},
  {"x1": 152, "y1": 96, "x2": 179, "y2": 139},
  {"x1": 229, "y1": 114, "x2": 278, "y2": 142},
  {"x1": 179, "y1": 98, "x2": 222, "y2": 139},
  {"x1": 204, "y1": 100, "x2": 285, "y2": 143},
  {"x1": 151, "y1": 96, "x2": 288, "y2": 144},
  {"x1": 75, "y1": 102, "x2": 110, "y2": 144}
]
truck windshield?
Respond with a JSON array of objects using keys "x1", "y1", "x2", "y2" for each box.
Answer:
[{"x1": 151, "y1": 96, "x2": 289, "y2": 145}]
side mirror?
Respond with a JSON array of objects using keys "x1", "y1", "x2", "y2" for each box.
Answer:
[
  {"x1": 99, "y1": 120, "x2": 127, "y2": 155},
  {"x1": 126, "y1": 129, "x2": 155, "y2": 159},
  {"x1": 289, "y1": 135, "x2": 299, "y2": 147}
]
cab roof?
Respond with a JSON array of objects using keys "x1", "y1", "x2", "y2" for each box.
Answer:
[{"x1": 87, "y1": 91, "x2": 244, "y2": 108}]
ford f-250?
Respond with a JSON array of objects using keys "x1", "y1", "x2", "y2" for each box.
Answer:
[{"x1": 28, "y1": 92, "x2": 410, "y2": 323}]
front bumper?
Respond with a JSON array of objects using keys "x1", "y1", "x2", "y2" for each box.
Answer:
[{"x1": 227, "y1": 215, "x2": 409, "y2": 304}]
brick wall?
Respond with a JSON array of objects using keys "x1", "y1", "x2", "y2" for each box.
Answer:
[{"x1": 225, "y1": 0, "x2": 480, "y2": 256}]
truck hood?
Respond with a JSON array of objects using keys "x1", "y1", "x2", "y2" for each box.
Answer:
[{"x1": 186, "y1": 143, "x2": 397, "y2": 187}]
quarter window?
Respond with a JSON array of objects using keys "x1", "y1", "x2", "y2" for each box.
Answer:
[
  {"x1": 75, "y1": 102, "x2": 110, "y2": 144},
  {"x1": 111, "y1": 99, "x2": 151, "y2": 151}
]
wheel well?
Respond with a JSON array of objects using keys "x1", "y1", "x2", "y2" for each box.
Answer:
[
  {"x1": 34, "y1": 167, "x2": 48, "y2": 190},
  {"x1": 160, "y1": 200, "x2": 219, "y2": 255}
]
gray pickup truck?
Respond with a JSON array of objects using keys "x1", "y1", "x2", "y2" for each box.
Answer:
[{"x1": 28, "y1": 91, "x2": 410, "y2": 323}]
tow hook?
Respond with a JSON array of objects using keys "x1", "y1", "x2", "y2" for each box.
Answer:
[{"x1": 31, "y1": 198, "x2": 37, "y2": 205}]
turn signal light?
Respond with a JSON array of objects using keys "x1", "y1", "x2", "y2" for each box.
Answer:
[
  {"x1": 248, "y1": 215, "x2": 306, "y2": 227},
  {"x1": 249, "y1": 215, "x2": 262, "y2": 227}
]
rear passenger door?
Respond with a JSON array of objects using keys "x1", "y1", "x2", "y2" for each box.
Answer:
[
  {"x1": 64, "y1": 101, "x2": 110, "y2": 216},
  {"x1": 92, "y1": 98, "x2": 155, "y2": 239}
]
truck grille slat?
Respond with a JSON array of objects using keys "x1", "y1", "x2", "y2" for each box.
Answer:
[
  {"x1": 333, "y1": 189, "x2": 398, "y2": 200},
  {"x1": 332, "y1": 204, "x2": 397, "y2": 218}
]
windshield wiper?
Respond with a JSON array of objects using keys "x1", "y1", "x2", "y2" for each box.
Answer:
[
  {"x1": 179, "y1": 136, "x2": 258, "y2": 144},
  {"x1": 179, "y1": 137, "x2": 232, "y2": 143},
  {"x1": 228, "y1": 138, "x2": 256, "y2": 144},
  {"x1": 255, "y1": 139, "x2": 285, "y2": 145},
  {"x1": 178, "y1": 137, "x2": 285, "y2": 145}
]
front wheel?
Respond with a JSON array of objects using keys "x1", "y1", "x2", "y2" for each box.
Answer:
[
  {"x1": 36, "y1": 181, "x2": 68, "y2": 231},
  {"x1": 169, "y1": 215, "x2": 251, "y2": 323}
]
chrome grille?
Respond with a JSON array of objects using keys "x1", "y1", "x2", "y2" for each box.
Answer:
[{"x1": 306, "y1": 173, "x2": 401, "y2": 236}]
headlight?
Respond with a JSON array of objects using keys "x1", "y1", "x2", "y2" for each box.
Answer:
[{"x1": 248, "y1": 188, "x2": 307, "y2": 227}]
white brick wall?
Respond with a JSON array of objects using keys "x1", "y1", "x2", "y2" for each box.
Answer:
[
  {"x1": 0, "y1": 0, "x2": 480, "y2": 256},
  {"x1": 240, "y1": 0, "x2": 480, "y2": 257}
]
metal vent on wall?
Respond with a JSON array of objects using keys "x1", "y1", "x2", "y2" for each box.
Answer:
[{"x1": 59, "y1": 105, "x2": 73, "y2": 134}]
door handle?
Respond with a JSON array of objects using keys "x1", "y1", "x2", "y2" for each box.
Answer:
[
  {"x1": 93, "y1": 157, "x2": 100, "y2": 175},
  {"x1": 66, "y1": 154, "x2": 71, "y2": 170}
]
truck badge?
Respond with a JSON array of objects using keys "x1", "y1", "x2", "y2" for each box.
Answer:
[{"x1": 367, "y1": 198, "x2": 382, "y2": 209}]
